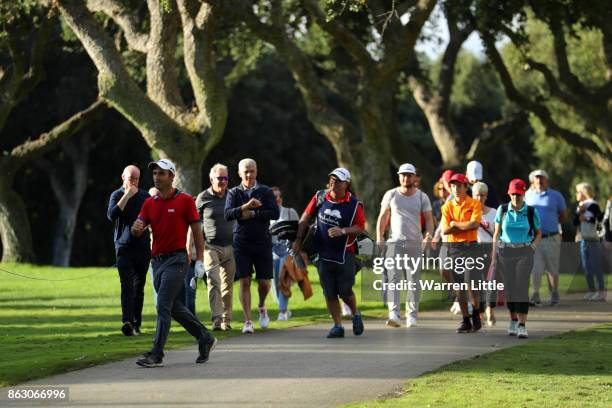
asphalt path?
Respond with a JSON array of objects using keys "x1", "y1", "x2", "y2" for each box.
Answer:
[{"x1": 2, "y1": 295, "x2": 610, "y2": 407}]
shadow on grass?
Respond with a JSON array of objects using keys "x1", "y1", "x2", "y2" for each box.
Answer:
[{"x1": 428, "y1": 324, "x2": 612, "y2": 377}]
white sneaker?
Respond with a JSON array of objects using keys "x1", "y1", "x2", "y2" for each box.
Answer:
[
  {"x1": 517, "y1": 324, "x2": 528, "y2": 338},
  {"x1": 259, "y1": 309, "x2": 270, "y2": 328},
  {"x1": 277, "y1": 310, "x2": 292, "y2": 321},
  {"x1": 583, "y1": 292, "x2": 597, "y2": 300},
  {"x1": 341, "y1": 303, "x2": 353, "y2": 318},
  {"x1": 242, "y1": 320, "x2": 254, "y2": 334},
  {"x1": 406, "y1": 316, "x2": 417, "y2": 327},
  {"x1": 450, "y1": 302, "x2": 461, "y2": 315},
  {"x1": 386, "y1": 315, "x2": 401, "y2": 328},
  {"x1": 485, "y1": 307, "x2": 496, "y2": 327},
  {"x1": 507, "y1": 320, "x2": 518, "y2": 336},
  {"x1": 591, "y1": 291, "x2": 606, "y2": 301}
]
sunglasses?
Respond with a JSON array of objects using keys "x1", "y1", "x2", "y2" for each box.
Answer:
[{"x1": 215, "y1": 176, "x2": 228, "y2": 181}]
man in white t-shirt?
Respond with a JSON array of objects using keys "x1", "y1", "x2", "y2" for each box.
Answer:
[{"x1": 376, "y1": 163, "x2": 434, "y2": 327}]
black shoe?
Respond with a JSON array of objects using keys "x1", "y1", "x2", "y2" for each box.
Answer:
[
  {"x1": 196, "y1": 333, "x2": 218, "y2": 364},
  {"x1": 456, "y1": 320, "x2": 473, "y2": 333},
  {"x1": 133, "y1": 325, "x2": 141, "y2": 335},
  {"x1": 121, "y1": 321, "x2": 134, "y2": 336},
  {"x1": 352, "y1": 314, "x2": 364, "y2": 336},
  {"x1": 326, "y1": 326, "x2": 345, "y2": 338},
  {"x1": 471, "y1": 314, "x2": 482, "y2": 332},
  {"x1": 136, "y1": 354, "x2": 163, "y2": 368}
]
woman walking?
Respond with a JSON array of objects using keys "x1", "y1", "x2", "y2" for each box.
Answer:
[
  {"x1": 574, "y1": 183, "x2": 605, "y2": 301},
  {"x1": 491, "y1": 179, "x2": 542, "y2": 339}
]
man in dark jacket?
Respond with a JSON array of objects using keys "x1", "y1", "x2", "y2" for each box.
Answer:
[
  {"x1": 107, "y1": 165, "x2": 151, "y2": 336},
  {"x1": 225, "y1": 158, "x2": 280, "y2": 334}
]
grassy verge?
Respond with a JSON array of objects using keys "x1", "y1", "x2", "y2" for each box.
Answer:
[{"x1": 346, "y1": 324, "x2": 612, "y2": 408}]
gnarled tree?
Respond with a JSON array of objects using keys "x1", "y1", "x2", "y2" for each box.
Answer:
[
  {"x1": 0, "y1": 4, "x2": 104, "y2": 262},
  {"x1": 476, "y1": 0, "x2": 612, "y2": 169},
  {"x1": 211, "y1": 0, "x2": 437, "y2": 227},
  {"x1": 50, "y1": 0, "x2": 260, "y2": 195}
]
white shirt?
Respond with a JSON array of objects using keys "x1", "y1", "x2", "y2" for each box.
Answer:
[
  {"x1": 477, "y1": 207, "x2": 496, "y2": 243},
  {"x1": 381, "y1": 188, "x2": 431, "y2": 242}
]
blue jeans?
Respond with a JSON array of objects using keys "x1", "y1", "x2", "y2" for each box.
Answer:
[
  {"x1": 272, "y1": 243, "x2": 289, "y2": 311},
  {"x1": 580, "y1": 241, "x2": 605, "y2": 291},
  {"x1": 151, "y1": 252, "x2": 208, "y2": 357}
]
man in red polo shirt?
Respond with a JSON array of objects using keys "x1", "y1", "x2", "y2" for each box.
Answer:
[
  {"x1": 131, "y1": 159, "x2": 216, "y2": 367},
  {"x1": 293, "y1": 168, "x2": 366, "y2": 338}
]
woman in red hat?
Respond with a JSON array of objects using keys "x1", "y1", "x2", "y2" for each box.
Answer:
[{"x1": 491, "y1": 179, "x2": 542, "y2": 339}]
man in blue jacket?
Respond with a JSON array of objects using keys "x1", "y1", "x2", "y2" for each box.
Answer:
[
  {"x1": 107, "y1": 165, "x2": 151, "y2": 336},
  {"x1": 225, "y1": 158, "x2": 280, "y2": 334}
]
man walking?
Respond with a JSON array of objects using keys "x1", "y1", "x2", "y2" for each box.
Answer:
[
  {"x1": 225, "y1": 158, "x2": 280, "y2": 334},
  {"x1": 107, "y1": 165, "x2": 151, "y2": 336},
  {"x1": 193, "y1": 163, "x2": 236, "y2": 330},
  {"x1": 377, "y1": 163, "x2": 434, "y2": 328},
  {"x1": 131, "y1": 159, "x2": 216, "y2": 367},
  {"x1": 441, "y1": 173, "x2": 483, "y2": 333},
  {"x1": 292, "y1": 168, "x2": 366, "y2": 338},
  {"x1": 525, "y1": 169, "x2": 566, "y2": 306}
]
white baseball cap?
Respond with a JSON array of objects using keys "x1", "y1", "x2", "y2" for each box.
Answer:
[
  {"x1": 397, "y1": 163, "x2": 416, "y2": 175},
  {"x1": 148, "y1": 159, "x2": 176, "y2": 174},
  {"x1": 329, "y1": 167, "x2": 351, "y2": 182},
  {"x1": 529, "y1": 169, "x2": 549, "y2": 181},
  {"x1": 466, "y1": 160, "x2": 483, "y2": 182}
]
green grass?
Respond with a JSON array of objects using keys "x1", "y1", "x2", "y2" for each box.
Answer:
[
  {"x1": 345, "y1": 324, "x2": 612, "y2": 408},
  {"x1": 0, "y1": 262, "x2": 592, "y2": 387}
]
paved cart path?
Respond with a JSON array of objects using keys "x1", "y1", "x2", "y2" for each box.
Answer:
[{"x1": 2, "y1": 295, "x2": 610, "y2": 407}]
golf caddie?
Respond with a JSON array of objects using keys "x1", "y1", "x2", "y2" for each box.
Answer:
[{"x1": 131, "y1": 159, "x2": 216, "y2": 367}]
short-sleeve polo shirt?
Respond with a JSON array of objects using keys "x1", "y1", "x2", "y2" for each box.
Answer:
[
  {"x1": 495, "y1": 203, "x2": 541, "y2": 244},
  {"x1": 138, "y1": 189, "x2": 200, "y2": 256},
  {"x1": 524, "y1": 188, "x2": 566, "y2": 235},
  {"x1": 441, "y1": 195, "x2": 482, "y2": 243}
]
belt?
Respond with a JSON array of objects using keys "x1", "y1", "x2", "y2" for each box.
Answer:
[
  {"x1": 153, "y1": 249, "x2": 186, "y2": 261},
  {"x1": 541, "y1": 232, "x2": 559, "y2": 238},
  {"x1": 499, "y1": 242, "x2": 531, "y2": 248}
]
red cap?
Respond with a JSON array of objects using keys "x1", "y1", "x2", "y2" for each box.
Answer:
[
  {"x1": 449, "y1": 173, "x2": 469, "y2": 185},
  {"x1": 508, "y1": 178, "x2": 527, "y2": 195},
  {"x1": 441, "y1": 170, "x2": 456, "y2": 182}
]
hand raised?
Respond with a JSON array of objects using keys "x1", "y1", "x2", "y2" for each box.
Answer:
[{"x1": 247, "y1": 198, "x2": 262, "y2": 209}]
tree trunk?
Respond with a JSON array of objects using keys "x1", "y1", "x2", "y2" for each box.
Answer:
[
  {"x1": 0, "y1": 165, "x2": 35, "y2": 263},
  {"x1": 351, "y1": 88, "x2": 394, "y2": 232},
  {"x1": 52, "y1": 204, "x2": 79, "y2": 267},
  {"x1": 44, "y1": 135, "x2": 92, "y2": 266},
  {"x1": 151, "y1": 144, "x2": 204, "y2": 196}
]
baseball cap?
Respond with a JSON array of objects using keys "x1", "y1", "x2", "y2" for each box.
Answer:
[
  {"x1": 441, "y1": 169, "x2": 456, "y2": 182},
  {"x1": 466, "y1": 160, "x2": 483, "y2": 182},
  {"x1": 148, "y1": 159, "x2": 176, "y2": 174},
  {"x1": 449, "y1": 173, "x2": 469, "y2": 185},
  {"x1": 329, "y1": 167, "x2": 351, "y2": 182},
  {"x1": 529, "y1": 169, "x2": 549, "y2": 181},
  {"x1": 397, "y1": 163, "x2": 417, "y2": 175},
  {"x1": 508, "y1": 178, "x2": 527, "y2": 195}
]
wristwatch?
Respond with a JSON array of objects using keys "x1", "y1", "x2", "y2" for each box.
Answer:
[{"x1": 341, "y1": 228, "x2": 347, "y2": 235}]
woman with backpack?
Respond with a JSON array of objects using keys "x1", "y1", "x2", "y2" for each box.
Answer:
[
  {"x1": 574, "y1": 183, "x2": 605, "y2": 301},
  {"x1": 491, "y1": 179, "x2": 542, "y2": 339}
]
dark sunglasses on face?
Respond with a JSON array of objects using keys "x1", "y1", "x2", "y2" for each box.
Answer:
[{"x1": 215, "y1": 176, "x2": 228, "y2": 181}]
